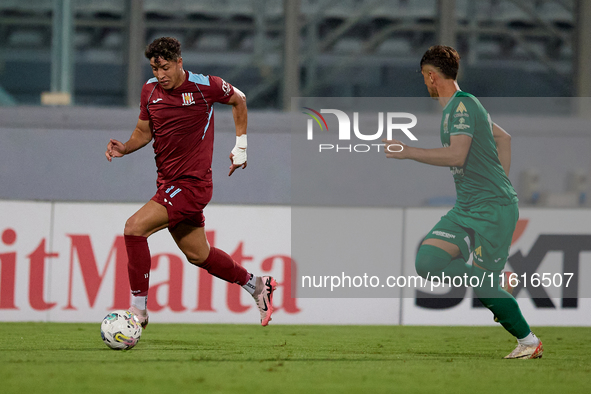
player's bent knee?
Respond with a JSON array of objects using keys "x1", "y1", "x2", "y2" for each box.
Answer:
[
  {"x1": 124, "y1": 214, "x2": 160, "y2": 237},
  {"x1": 124, "y1": 217, "x2": 145, "y2": 237},
  {"x1": 415, "y1": 251, "x2": 431, "y2": 279},
  {"x1": 415, "y1": 244, "x2": 453, "y2": 279}
]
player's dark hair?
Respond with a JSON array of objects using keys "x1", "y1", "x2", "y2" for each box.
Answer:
[
  {"x1": 420, "y1": 45, "x2": 460, "y2": 80},
  {"x1": 145, "y1": 37, "x2": 181, "y2": 62}
]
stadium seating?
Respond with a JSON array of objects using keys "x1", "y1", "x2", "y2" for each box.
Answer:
[
  {"x1": 332, "y1": 37, "x2": 364, "y2": 53},
  {"x1": 490, "y1": 0, "x2": 534, "y2": 26},
  {"x1": 144, "y1": 0, "x2": 186, "y2": 18},
  {"x1": 470, "y1": 39, "x2": 503, "y2": 59},
  {"x1": 195, "y1": 33, "x2": 230, "y2": 51},
  {"x1": 404, "y1": 0, "x2": 437, "y2": 21},
  {"x1": 182, "y1": 0, "x2": 254, "y2": 19},
  {"x1": 540, "y1": 1, "x2": 574, "y2": 27},
  {"x1": 0, "y1": 0, "x2": 53, "y2": 13},
  {"x1": 7, "y1": 29, "x2": 45, "y2": 47},
  {"x1": 376, "y1": 37, "x2": 413, "y2": 55},
  {"x1": 0, "y1": 0, "x2": 577, "y2": 107},
  {"x1": 368, "y1": 0, "x2": 403, "y2": 20},
  {"x1": 75, "y1": 0, "x2": 124, "y2": 18}
]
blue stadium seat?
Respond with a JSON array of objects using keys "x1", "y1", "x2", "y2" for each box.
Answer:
[
  {"x1": 540, "y1": 1, "x2": 574, "y2": 27},
  {"x1": 469, "y1": 0, "x2": 495, "y2": 22},
  {"x1": 144, "y1": 0, "x2": 186, "y2": 18},
  {"x1": 332, "y1": 37, "x2": 364, "y2": 53},
  {"x1": 369, "y1": 0, "x2": 403, "y2": 20},
  {"x1": 490, "y1": 0, "x2": 533, "y2": 26},
  {"x1": 455, "y1": 0, "x2": 492, "y2": 22},
  {"x1": 195, "y1": 33, "x2": 229, "y2": 51},
  {"x1": 7, "y1": 29, "x2": 45, "y2": 47},
  {"x1": 512, "y1": 40, "x2": 546, "y2": 59},
  {"x1": 0, "y1": 0, "x2": 53, "y2": 13},
  {"x1": 376, "y1": 37, "x2": 412, "y2": 55},
  {"x1": 322, "y1": 0, "x2": 357, "y2": 19},
  {"x1": 146, "y1": 31, "x2": 185, "y2": 45},
  {"x1": 182, "y1": 0, "x2": 254, "y2": 18},
  {"x1": 238, "y1": 35, "x2": 255, "y2": 52},
  {"x1": 75, "y1": 0, "x2": 124, "y2": 18},
  {"x1": 560, "y1": 41, "x2": 573, "y2": 59},
  {"x1": 472, "y1": 39, "x2": 503, "y2": 59},
  {"x1": 264, "y1": 1, "x2": 283, "y2": 19},
  {"x1": 455, "y1": 0, "x2": 469, "y2": 21},
  {"x1": 300, "y1": 0, "x2": 322, "y2": 17},
  {"x1": 431, "y1": 0, "x2": 490, "y2": 23},
  {"x1": 101, "y1": 31, "x2": 123, "y2": 49},
  {"x1": 74, "y1": 30, "x2": 94, "y2": 49},
  {"x1": 403, "y1": 0, "x2": 436, "y2": 20}
]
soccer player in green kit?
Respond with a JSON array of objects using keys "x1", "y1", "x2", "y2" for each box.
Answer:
[{"x1": 383, "y1": 45, "x2": 543, "y2": 359}]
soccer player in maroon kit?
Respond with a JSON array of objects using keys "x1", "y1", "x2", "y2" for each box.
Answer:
[{"x1": 105, "y1": 37, "x2": 276, "y2": 328}]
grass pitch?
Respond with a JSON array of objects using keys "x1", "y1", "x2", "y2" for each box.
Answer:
[{"x1": 1, "y1": 323, "x2": 589, "y2": 394}]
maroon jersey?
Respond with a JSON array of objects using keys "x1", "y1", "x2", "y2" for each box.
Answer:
[{"x1": 139, "y1": 71, "x2": 234, "y2": 186}]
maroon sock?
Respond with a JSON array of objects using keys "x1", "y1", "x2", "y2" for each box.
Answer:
[
  {"x1": 124, "y1": 235, "x2": 151, "y2": 297},
  {"x1": 201, "y1": 247, "x2": 250, "y2": 285}
]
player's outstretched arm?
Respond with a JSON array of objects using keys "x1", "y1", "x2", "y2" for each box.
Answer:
[
  {"x1": 105, "y1": 119, "x2": 152, "y2": 162},
  {"x1": 492, "y1": 122, "x2": 511, "y2": 176},
  {"x1": 226, "y1": 87, "x2": 248, "y2": 176},
  {"x1": 383, "y1": 134, "x2": 472, "y2": 167}
]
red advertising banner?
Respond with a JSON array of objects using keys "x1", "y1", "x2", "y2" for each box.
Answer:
[{"x1": 0, "y1": 201, "x2": 399, "y2": 325}]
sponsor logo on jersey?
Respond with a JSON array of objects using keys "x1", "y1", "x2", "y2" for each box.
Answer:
[
  {"x1": 182, "y1": 93, "x2": 195, "y2": 106},
  {"x1": 450, "y1": 167, "x2": 464, "y2": 176},
  {"x1": 221, "y1": 79, "x2": 231, "y2": 96},
  {"x1": 432, "y1": 230, "x2": 456, "y2": 239},
  {"x1": 474, "y1": 246, "x2": 484, "y2": 263},
  {"x1": 473, "y1": 246, "x2": 484, "y2": 262},
  {"x1": 453, "y1": 117, "x2": 471, "y2": 130},
  {"x1": 475, "y1": 246, "x2": 482, "y2": 256},
  {"x1": 455, "y1": 101, "x2": 467, "y2": 114}
]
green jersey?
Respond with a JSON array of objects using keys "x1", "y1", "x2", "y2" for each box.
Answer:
[{"x1": 440, "y1": 91, "x2": 518, "y2": 209}]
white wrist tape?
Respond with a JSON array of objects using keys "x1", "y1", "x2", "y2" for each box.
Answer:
[{"x1": 231, "y1": 134, "x2": 247, "y2": 165}]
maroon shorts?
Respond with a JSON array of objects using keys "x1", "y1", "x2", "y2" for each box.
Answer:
[{"x1": 151, "y1": 178, "x2": 213, "y2": 229}]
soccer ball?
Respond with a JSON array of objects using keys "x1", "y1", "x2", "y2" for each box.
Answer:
[{"x1": 100, "y1": 310, "x2": 142, "y2": 350}]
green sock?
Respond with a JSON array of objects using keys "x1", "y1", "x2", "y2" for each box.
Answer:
[{"x1": 471, "y1": 264, "x2": 531, "y2": 339}]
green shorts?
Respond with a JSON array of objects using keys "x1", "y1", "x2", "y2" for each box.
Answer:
[{"x1": 423, "y1": 202, "x2": 519, "y2": 271}]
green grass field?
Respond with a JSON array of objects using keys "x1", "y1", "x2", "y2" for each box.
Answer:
[{"x1": 1, "y1": 323, "x2": 589, "y2": 393}]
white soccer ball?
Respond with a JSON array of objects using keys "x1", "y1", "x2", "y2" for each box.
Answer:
[{"x1": 100, "y1": 310, "x2": 142, "y2": 350}]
